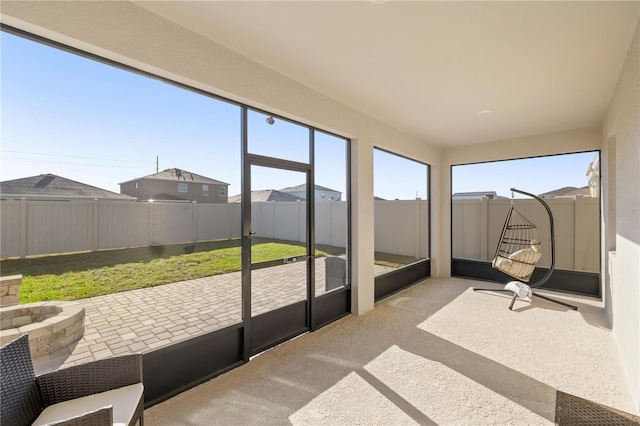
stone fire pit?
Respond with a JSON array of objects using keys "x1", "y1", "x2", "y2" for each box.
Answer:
[{"x1": 0, "y1": 302, "x2": 85, "y2": 358}]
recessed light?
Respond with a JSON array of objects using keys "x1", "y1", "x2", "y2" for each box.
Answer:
[{"x1": 477, "y1": 110, "x2": 492, "y2": 116}]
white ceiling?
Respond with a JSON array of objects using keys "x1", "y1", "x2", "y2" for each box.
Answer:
[{"x1": 136, "y1": 1, "x2": 638, "y2": 146}]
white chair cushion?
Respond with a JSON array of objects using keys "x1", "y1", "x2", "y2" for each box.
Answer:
[{"x1": 33, "y1": 383, "x2": 143, "y2": 426}]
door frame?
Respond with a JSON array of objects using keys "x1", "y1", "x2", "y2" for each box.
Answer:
[{"x1": 241, "y1": 109, "x2": 317, "y2": 360}]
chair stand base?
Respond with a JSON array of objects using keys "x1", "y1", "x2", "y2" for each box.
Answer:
[
  {"x1": 472, "y1": 288, "x2": 578, "y2": 311},
  {"x1": 531, "y1": 291, "x2": 578, "y2": 310}
]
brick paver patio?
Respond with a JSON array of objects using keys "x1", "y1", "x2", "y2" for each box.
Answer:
[{"x1": 33, "y1": 259, "x2": 395, "y2": 373}]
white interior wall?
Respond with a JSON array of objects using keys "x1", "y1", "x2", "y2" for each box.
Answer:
[
  {"x1": 603, "y1": 18, "x2": 640, "y2": 412},
  {"x1": 0, "y1": 0, "x2": 441, "y2": 315}
]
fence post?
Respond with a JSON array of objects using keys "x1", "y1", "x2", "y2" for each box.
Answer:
[
  {"x1": 92, "y1": 200, "x2": 99, "y2": 252},
  {"x1": 574, "y1": 195, "x2": 585, "y2": 270},
  {"x1": 415, "y1": 198, "x2": 421, "y2": 258},
  {"x1": 227, "y1": 203, "x2": 232, "y2": 240},
  {"x1": 296, "y1": 200, "x2": 302, "y2": 243},
  {"x1": 480, "y1": 196, "x2": 489, "y2": 261},
  {"x1": 271, "y1": 202, "x2": 276, "y2": 239},
  {"x1": 328, "y1": 201, "x2": 332, "y2": 247},
  {"x1": 148, "y1": 201, "x2": 153, "y2": 246},
  {"x1": 20, "y1": 197, "x2": 27, "y2": 259},
  {"x1": 192, "y1": 201, "x2": 198, "y2": 243}
]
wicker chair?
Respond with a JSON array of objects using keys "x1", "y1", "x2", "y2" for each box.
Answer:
[{"x1": 1, "y1": 334, "x2": 144, "y2": 426}]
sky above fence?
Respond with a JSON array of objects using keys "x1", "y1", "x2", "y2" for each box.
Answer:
[
  {"x1": 452, "y1": 151, "x2": 597, "y2": 198},
  {"x1": 1, "y1": 31, "x2": 596, "y2": 201}
]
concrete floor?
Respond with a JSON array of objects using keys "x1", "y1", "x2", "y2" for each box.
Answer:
[{"x1": 144, "y1": 277, "x2": 637, "y2": 425}]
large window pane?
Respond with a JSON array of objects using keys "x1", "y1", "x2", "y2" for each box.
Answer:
[
  {"x1": 0, "y1": 31, "x2": 242, "y2": 371},
  {"x1": 247, "y1": 109, "x2": 309, "y2": 163},
  {"x1": 314, "y1": 131, "x2": 349, "y2": 295},
  {"x1": 373, "y1": 149, "x2": 429, "y2": 277},
  {"x1": 250, "y1": 166, "x2": 307, "y2": 314},
  {"x1": 451, "y1": 152, "x2": 601, "y2": 275}
]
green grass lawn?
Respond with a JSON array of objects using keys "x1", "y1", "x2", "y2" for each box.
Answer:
[
  {"x1": 1, "y1": 239, "x2": 417, "y2": 303},
  {"x1": 0, "y1": 238, "x2": 347, "y2": 303}
]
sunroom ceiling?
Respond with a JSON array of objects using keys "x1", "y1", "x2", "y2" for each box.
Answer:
[{"x1": 136, "y1": 1, "x2": 638, "y2": 146}]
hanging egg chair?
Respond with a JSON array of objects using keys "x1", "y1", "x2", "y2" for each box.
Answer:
[
  {"x1": 473, "y1": 188, "x2": 578, "y2": 311},
  {"x1": 491, "y1": 207, "x2": 541, "y2": 283}
]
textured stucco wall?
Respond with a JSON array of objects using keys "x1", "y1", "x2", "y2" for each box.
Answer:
[
  {"x1": 0, "y1": 1, "x2": 440, "y2": 314},
  {"x1": 603, "y1": 18, "x2": 640, "y2": 412}
]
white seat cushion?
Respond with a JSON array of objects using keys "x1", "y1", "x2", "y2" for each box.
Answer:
[{"x1": 33, "y1": 383, "x2": 143, "y2": 426}]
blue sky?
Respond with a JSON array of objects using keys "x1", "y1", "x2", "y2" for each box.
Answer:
[
  {"x1": 1, "y1": 31, "x2": 243, "y2": 194},
  {"x1": 1, "y1": 31, "x2": 597, "y2": 200},
  {"x1": 374, "y1": 149, "x2": 428, "y2": 199},
  {"x1": 1, "y1": 31, "x2": 352, "y2": 198},
  {"x1": 452, "y1": 152, "x2": 597, "y2": 198}
]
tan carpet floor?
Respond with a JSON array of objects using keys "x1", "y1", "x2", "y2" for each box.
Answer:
[{"x1": 145, "y1": 277, "x2": 637, "y2": 425}]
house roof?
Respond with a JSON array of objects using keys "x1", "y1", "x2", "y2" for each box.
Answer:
[
  {"x1": 279, "y1": 184, "x2": 341, "y2": 194},
  {"x1": 538, "y1": 186, "x2": 592, "y2": 198},
  {"x1": 452, "y1": 191, "x2": 498, "y2": 199},
  {"x1": 149, "y1": 193, "x2": 189, "y2": 202},
  {"x1": 0, "y1": 174, "x2": 136, "y2": 201},
  {"x1": 119, "y1": 168, "x2": 229, "y2": 186},
  {"x1": 228, "y1": 190, "x2": 304, "y2": 203}
]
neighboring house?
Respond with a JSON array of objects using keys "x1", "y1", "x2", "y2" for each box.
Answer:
[
  {"x1": 279, "y1": 184, "x2": 342, "y2": 201},
  {"x1": 119, "y1": 168, "x2": 229, "y2": 203},
  {"x1": 452, "y1": 191, "x2": 499, "y2": 200},
  {"x1": 541, "y1": 153, "x2": 600, "y2": 198},
  {"x1": 0, "y1": 174, "x2": 136, "y2": 201},
  {"x1": 538, "y1": 186, "x2": 592, "y2": 198},
  {"x1": 228, "y1": 190, "x2": 303, "y2": 203},
  {"x1": 586, "y1": 152, "x2": 600, "y2": 197}
]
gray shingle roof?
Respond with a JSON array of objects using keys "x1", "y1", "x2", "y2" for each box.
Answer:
[
  {"x1": 538, "y1": 186, "x2": 591, "y2": 198},
  {"x1": 119, "y1": 168, "x2": 229, "y2": 186},
  {"x1": 1, "y1": 174, "x2": 136, "y2": 201},
  {"x1": 150, "y1": 193, "x2": 189, "y2": 202},
  {"x1": 279, "y1": 183, "x2": 340, "y2": 193},
  {"x1": 228, "y1": 190, "x2": 304, "y2": 203},
  {"x1": 452, "y1": 191, "x2": 498, "y2": 199}
]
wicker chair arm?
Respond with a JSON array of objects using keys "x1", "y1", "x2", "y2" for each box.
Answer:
[{"x1": 36, "y1": 353, "x2": 142, "y2": 407}]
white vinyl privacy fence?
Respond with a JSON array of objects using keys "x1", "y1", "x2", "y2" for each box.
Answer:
[
  {"x1": 1, "y1": 197, "x2": 597, "y2": 270},
  {"x1": 452, "y1": 196, "x2": 600, "y2": 272},
  {"x1": 1, "y1": 199, "x2": 428, "y2": 259},
  {"x1": 1, "y1": 199, "x2": 242, "y2": 258},
  {"x1": 374, "y1": 200, "x2": 429, "y2": 259}
]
